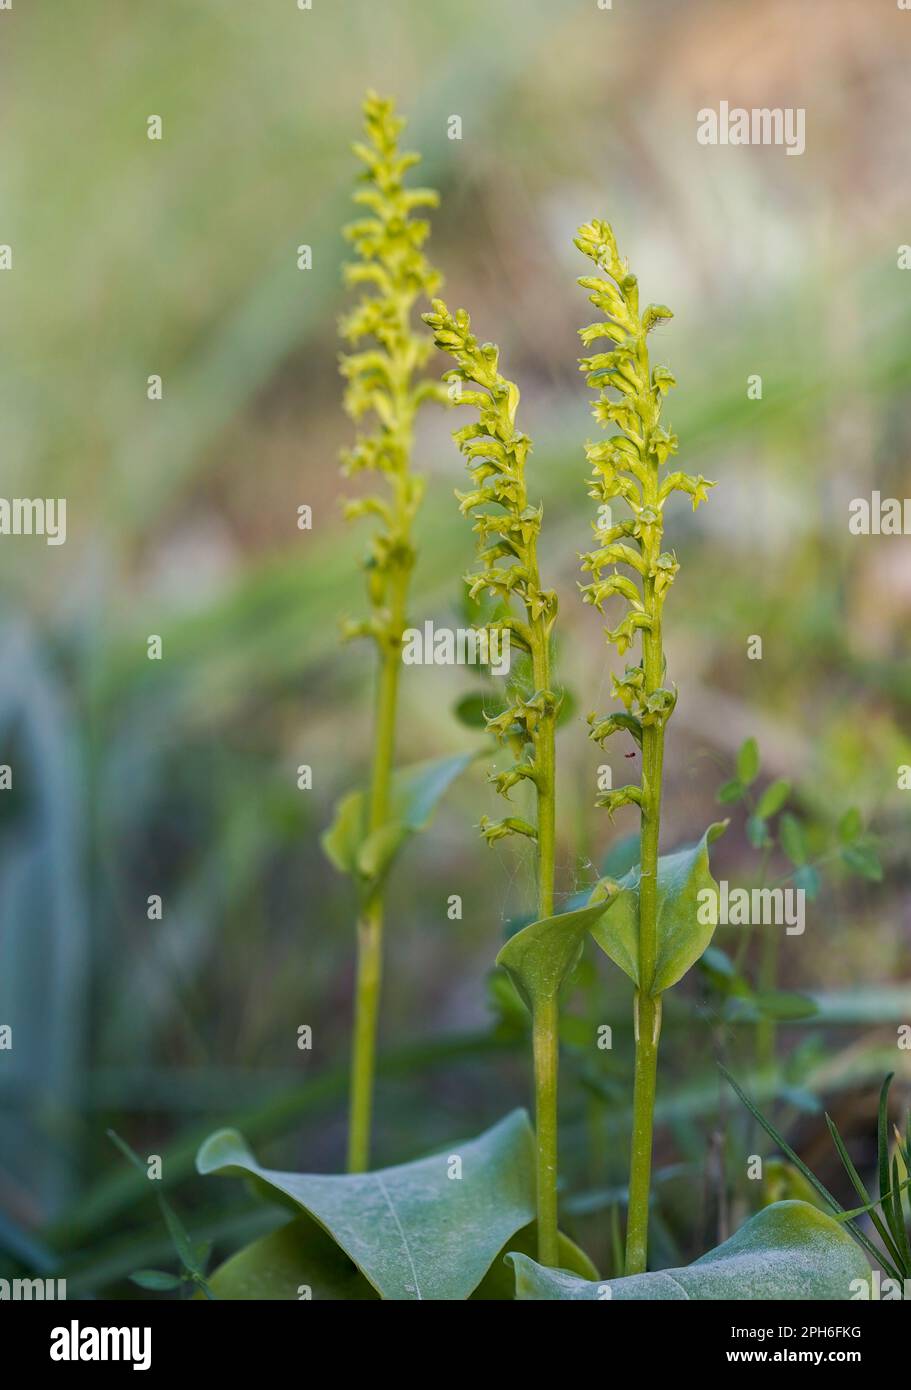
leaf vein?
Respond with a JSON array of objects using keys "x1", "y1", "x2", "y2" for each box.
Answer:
[{"x1": 375, "y1": 1175, "x2": 423, "y2": 1300}]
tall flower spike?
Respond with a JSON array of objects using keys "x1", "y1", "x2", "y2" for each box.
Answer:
[
  {"x1": 575, "y1": 217, "x2": 716, "y2": 1277},
  {"x1": 336, "y1": 94, "x2": 446, "y2": 1175},
  {"x1": 423, "y1": 297, "x2": 562, "y2": 1269},
  {"x1": 339, "y1": 91, "x2": 448, "y2": 653},
  {"x1": 575, "y1": 218, "x2": 714, "y2": 804},
  {"x1": 421, "y1": 299, "x2": 558, "y2": 857}
]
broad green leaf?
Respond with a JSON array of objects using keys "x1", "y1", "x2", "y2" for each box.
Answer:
[
  {"x1": 736, "y1": 736, "x2": 759, "y2": 786},
  {"x1": 472, "y1": 1225, "x2": 598, "y2": 1299},
  {"x1": 746, "y1": 814, "x2": 770, "y2": 848},
  {"x1": 207, "y1": 1217, "x2": 596, "y2": 1301},
  {"x1": 495, "y1": 890, "x2": 617, "y2": 1014},
  {"x1": 510, "y1": 1201, "x2": 870, "y2": 1300},
  {"x1": 717, "y1": 778, "x2": 743, "y2": 805},
  {"x1": 197, "y1": 1109, "x2": 536, "y2": 1301},
  {"x1": 321, "y1": 753, "x2": 475, "y2": 898},
  {"x1": 589, "y1": 822, "x2": 727, "y2": 996},
  {"x1": 837, "y1": 807, "x2": 862, "y2": 844},
  {"x1": 207, "y1": 1218, "x2": 378, "y2": 1301},
  {"x1": 756, "y1": 778, "x2": 790, "y2": 819},
  {"x1": 779, "y1": 813, "x2": 807, "y2": 866}
]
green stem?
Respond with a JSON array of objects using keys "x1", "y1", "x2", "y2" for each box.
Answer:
[
  {"x1": 532, "y1": 995, "x2": 560, "y2": 1267},
  {"x1": 626, "y1": 990, "x2": 661, "y2": 1274},
  {"x1": 347, "y1": 898, "x2": 383, "y2": 1173},
  {"x1": 531, "y1": 622, "x2": 558, "y2": 1263},
  {"x1": 346, "y1": 597, "x2": 403, "y2": 1174}
]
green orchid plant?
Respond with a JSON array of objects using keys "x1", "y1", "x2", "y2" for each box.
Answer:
[
  {"x1": 321, "y1": 93, "x2": 461, "y2": 1174},
  {"x1": 421, "y1": 298, "x2": 564, "y2": 1264},
  {"x1": 573, "y1": 218, "x2": 720, "y2": 1275}
]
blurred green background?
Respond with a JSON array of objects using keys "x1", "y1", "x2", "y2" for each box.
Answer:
[{"x1": 0, "y1": 0, "x2": 909, "y2": 1293}]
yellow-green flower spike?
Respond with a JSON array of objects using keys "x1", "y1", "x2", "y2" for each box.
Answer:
[
  {"x1": 338, "y1": 91, "x2": 447, "y2": 653},
  {"x1": 575, "y1": 218, "x2": 715, "y2": 760},
  {"x1": 422, "y1": 298, "x2": 558, "y2": 851}
]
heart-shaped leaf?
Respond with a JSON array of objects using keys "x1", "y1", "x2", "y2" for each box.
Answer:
[
  {"x1": 207, "y1": 1218, "x2": 378, "y2": 1300},
  {"x1": 321, "y1": 752, "x2": 474, "y2": 900},
  {"x1": 206, "y1": 1216, "x2": 597, "y2": 1301},
  {"x1": 589, "y1": 821, "x2": 727, "y2": 996},
  {"x1": 510, "y1": 1200, "x2": 870, "y2": 1300},
  {"x1": 495, "y1": 890, "x2": 617, "y2": 1014},
  {"x1": 197, "y1": 1109, "x2": 536, "y2": 1301}
]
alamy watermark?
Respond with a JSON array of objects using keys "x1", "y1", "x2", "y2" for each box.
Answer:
[
  {"x1": 697, "y1": 881, "x2": 805, "y2": 935},
  {"x1": 697, "y1": 102, "x2": 805, "y2": 156},
  {"x1": 1, "y1": 1276, "x2": 67, "y2": 1299},
  {"x1": 0, "y1": 497, "x2": 67, "y2": 545},
  {"x1": 849, "y1": 492, "x2": 911, "y2": 535},
  {"x1": 50, "y1": 1320, "x2": 151, "y2": 1371},
  {"x1": 401, "y1": 620, "x2": 510, "y2": 675}
]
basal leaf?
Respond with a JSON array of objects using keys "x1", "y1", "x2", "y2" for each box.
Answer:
[
  {"x1": 207, "y1": 1218, "x2": 378, "y2": 1301},
  {"x1": 589, "y1": 821, "x2": 727, "y2": 996},
  {"x1": 472, "y1": 1225, "x2": 598, "y2": 1299},
  {"x1": 321, "y1": 752, "x2": 475, "y2": 898},
  {"x1": 510, "y1": 1201, "x2": 870, "y2": 1300},
  {"x1": 207, "y1": 1216, "x2": 596, "y2": 1301},
  {"x1": 197, "y1": 1109, "x2": 535, "y2": 1301},
  {"x1": 495, "y1": 890, "x2": 616, "y2": 1014}
]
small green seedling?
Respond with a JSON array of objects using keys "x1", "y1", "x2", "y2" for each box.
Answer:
[{"x1": 107, "y1": 1129, "x2": 216, "y2": 1299}]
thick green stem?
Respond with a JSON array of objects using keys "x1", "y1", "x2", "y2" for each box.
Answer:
[
  {"x1": 346, "y1": 592, "x2": 404, "y2": 1173},
  {"x1": 531, "y1": 624, "x2": 559, "y2": 1263},
  {"x1": 347, "y1": 898, "x2": 383, "y2": 1173},
  {"x1": 626, "y1": 990, "x2": 661, "y2": 1274},
  {"x1": 532, "y1": 995, "x2": 560, "y2": 1267}
]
